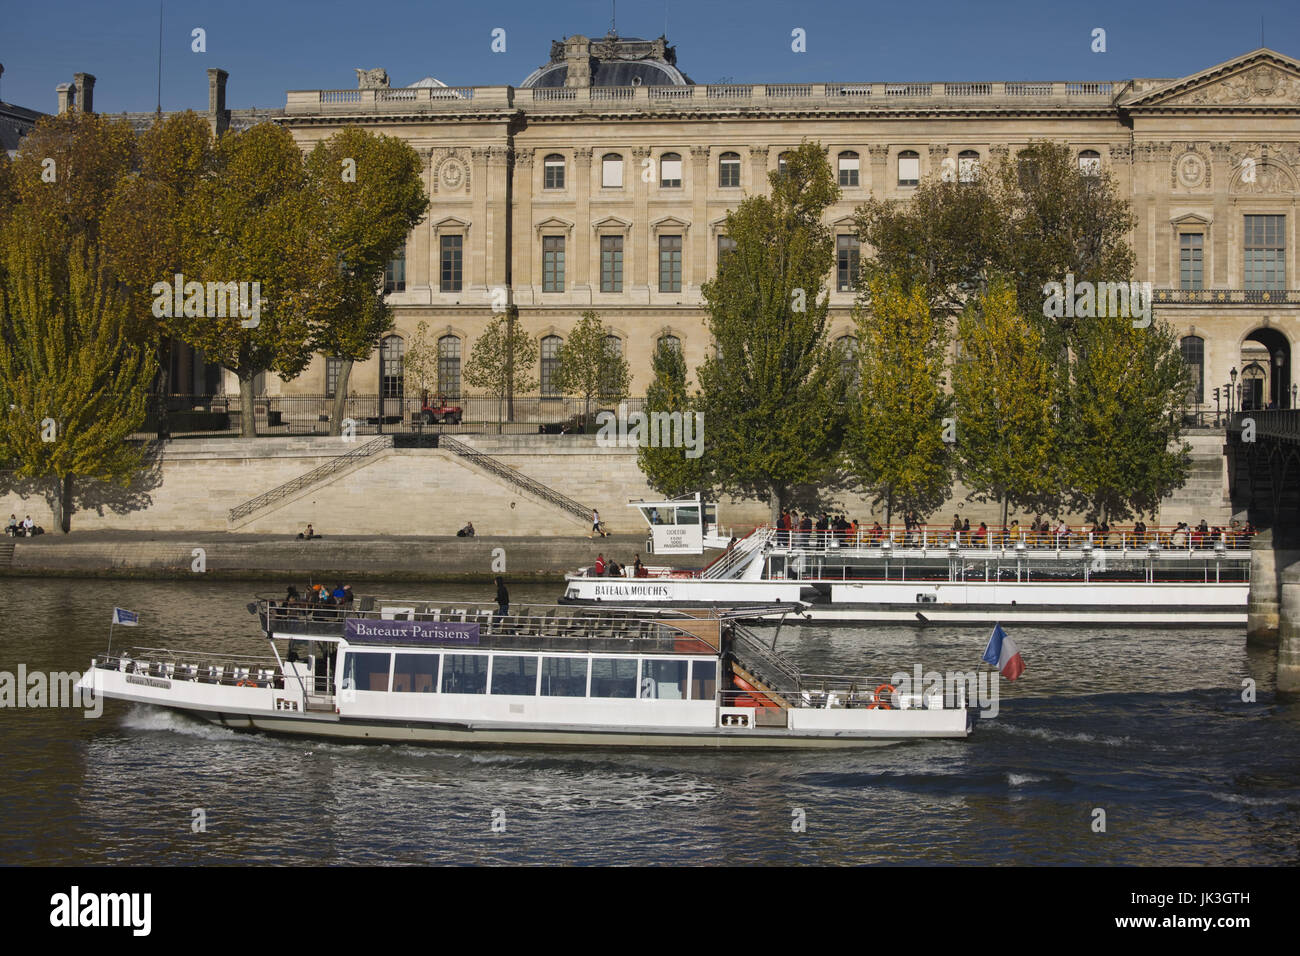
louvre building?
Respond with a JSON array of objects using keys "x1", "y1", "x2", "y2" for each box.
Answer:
[{"x1": 40, "y1": 35, "x2": 1300, "y2": 411}]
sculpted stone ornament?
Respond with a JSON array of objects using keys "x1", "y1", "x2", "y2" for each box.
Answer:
[
  {"x1": 1175, "y1": 151, "x2": 1209, "y2": 189},
  {"x1": 1177, "y1": 65, "x2": 1300, "y2": 105},
  {"x1": 433, "y1": 149, "x2": 470, "y2": 194},
  {"x1": 355, "y1": 68, "x2": 390, "y2": 89}
]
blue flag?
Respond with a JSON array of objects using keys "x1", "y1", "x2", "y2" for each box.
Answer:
[{"x1": 112, "y1": 607, "x2": 139, "y2": 626}]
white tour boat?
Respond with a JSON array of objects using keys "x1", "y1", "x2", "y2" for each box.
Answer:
[
  {"x1": 77, "y1": 598, "x2": 971, "y2": 748},
  {"x1": 562, "y1": 498, "x2": 1252, "y2": 625}
]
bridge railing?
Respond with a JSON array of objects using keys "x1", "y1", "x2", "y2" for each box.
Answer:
[{"x1": 1230, "y1": 409, "x2": 1300, "y2": 441}]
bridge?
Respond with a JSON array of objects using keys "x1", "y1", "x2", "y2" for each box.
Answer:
[{"x1": 1225, "y1": 410, "x2": 1300, "y2": 691}]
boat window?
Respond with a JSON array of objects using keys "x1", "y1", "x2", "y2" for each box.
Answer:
[
  {"x1": 690, "y1": 660, "x2": 717, "y2": 700},
  {"x1": 393, "y1": 653, "x2": 438, "y2": 693},
  {"x1": 640, "y1": 659, "x2": 688, "y2": 700},
  {"x1": 491, "y1": 655, "x2": 539, "y2": 695},
  {"x1": 540, "y1": 656, "x2": 588, "y2": 697},
  {"x1": 590, "y1": 658, "x2": 638, "y2": 698},
  {"x1": 342, "y1": 652, "x2": 392, "y2": 693},
  {"x1": 441, "y1": 654, "x2": 489, "y2": 694}
]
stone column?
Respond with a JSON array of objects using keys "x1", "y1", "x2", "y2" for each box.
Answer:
[
  {"x1": 631, "y1": 146, "x2": 652, "y2": 293},
  {"x1": 487, "y1": 146, "x2": 512, "y2": 295},
  {"x1": 1279, "y1": 548, "x2": 1300, "y2": 692},
  {"x1": 573, "y1": 147, "x2": 593, "y2": 294},
  {"x1": 512, "y1": 149, "x2": 534, "y2": 298},
  {"x1": 689, "y1": 145, "x2": 710, "y2": 300},
  {"x1": 469, "y1": 147, "x2": 492, "y2": 293},
  {"x1": 749, "y1": 146, "x2": 769, "y2": 196},
  {"x1": 1248, "y1": 527, "x2": 1279, "y2": 646}
]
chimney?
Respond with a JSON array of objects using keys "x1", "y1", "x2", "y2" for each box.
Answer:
[
  {"x1": 56, "y1": 82, "x2": 74, "y2": 114},
  {"x1": 73, "y1": 73, "x2": 95, "y2": 113},
  {"x1": 564, "y1": 35, "x2": 592, "y2": 88},
  {"x1": 207, "y1": 68, "x2": 230, "y2": 138}
]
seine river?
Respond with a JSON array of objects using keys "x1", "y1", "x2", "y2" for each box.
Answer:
[{"x1": 1, "y1": 578, "x2": 1297, "y2": 866}]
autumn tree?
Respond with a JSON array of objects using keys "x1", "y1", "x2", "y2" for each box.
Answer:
[
  {"x1": 846, "y1": 276, "x2": 952, "y2": 526},
  {"x1": 403, "y1": 320, "x2": 440, "y2": 400},
  {"x1": 464, "y1": 312, "x2": 538, "y2": 430},
  {"x1": 696, "y1": 141, "x2": 849, "y2": 520},
  {"x1": 304, "y1": 128, "x2": 428, "y2": 434},
  {"x1": 0, "y1": 222, "x2": 156, "y2": 531}
]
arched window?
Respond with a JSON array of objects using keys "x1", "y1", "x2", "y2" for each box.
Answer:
[
  {"x1": 660, "y1": 152, "x2": 682, "y2": 188},
  {"x1": 1180, "y1": 336, "x2": 1204, "y2": 404},
  {"x1": 897, "y1": 150, "x2": 919, "y2": 186},
  {"x1": 777, "y1": 151, "x2": 793, "y2": 177},
  {"x1": 1078, "y1": 150, "x2": 1101, "y2": 176},
  {"x1": 838, "y1": 151, "x2": 860, "y2": 187},
  {"x1": 1241, "y1": 362, "x2": 1266, "y2": 410},
  {"x1": 601, "y1": 335, "x2": 623, "y2": 395},
  {"x1": 958, "y1": 150, "x2": 980, "y2": 182},
  {"x1": 380, "y1": 335, "x2": 404, "y2": 398},
  {"x1": 719, "y1": 151, "x2": 741, "y2": 188},
  {"x1": 836, "y1": 334, "x2": 860, "y2": 389},
  {"x1": 540, "y1": 335, "x2": 563, "y2": 398},
  {"x1": 657, "y1": 334, "x2": 681, "y2": 354},
  {"x1": 601, "y1": 153, "x2": 623, "y2": 188},
  {"x1": 438, "y1": 335, "x2": 461, "y2": 399},
  {"x1": 544, "y1": 153, "x2": 565, "y2": 190}
]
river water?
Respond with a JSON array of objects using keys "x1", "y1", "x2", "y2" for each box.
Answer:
[{"x1": 1, "y1": 578, "x2": 1296, "y2": 866}]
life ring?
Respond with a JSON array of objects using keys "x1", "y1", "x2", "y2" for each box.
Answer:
[
  {"x1": 237, "y1": 679, "x2": 254, "y2": 687},
  {"x1": 870, "y1": 683, "x2": 896, "y2": 710}
]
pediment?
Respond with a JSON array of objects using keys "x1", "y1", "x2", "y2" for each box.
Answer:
[
  {"x1": 650, "y1": 215, "x2": 691, "y2": 233},
  {"x1": 535, "y1": 216, "x2": 575, "y2": 234},
  {"x1": 1170, "y1": 212, "x2": 1212, "y2": 227},
  {"x1": 591, "y1": 215, "x2": 632, "y2": 232},
  {"x1": 433, "y1": 215, "x2": 471, "y2": 231},
  {"x1": 1126, "y1": 49, "x2": 1300, "y2": 109}
]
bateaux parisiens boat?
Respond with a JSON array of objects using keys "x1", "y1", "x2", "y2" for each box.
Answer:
[{"x1": 77, "y1": 598, "x2": 971, "y2": 748}]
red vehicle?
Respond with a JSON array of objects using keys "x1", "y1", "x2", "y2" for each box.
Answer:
[{"x1": 419, "y1": 394, "x2": 463, "y2": 425}]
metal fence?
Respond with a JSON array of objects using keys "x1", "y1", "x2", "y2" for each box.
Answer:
[{"x1": 136, "y1": 394, "x2": 650, "y2": 439}]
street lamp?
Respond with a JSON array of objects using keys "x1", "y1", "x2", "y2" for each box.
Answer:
[
  {"x1": 1293, "y1": 383, "x2": 1298, "y2": 409},
  {"x1": 1275, "y1": 350, "x2": 1285, "y2": 409},
  {"x1": 1230, "y1": 367, "x2": 1237, "y2": 415}
]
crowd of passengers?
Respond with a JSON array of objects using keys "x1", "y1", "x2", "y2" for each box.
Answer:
[
  {"x1": 773, "y1": 512, "x2": 1256, "y2": 550},
  {"x1": 278, "y1": 583, "x2": 355, "y2": 613}
]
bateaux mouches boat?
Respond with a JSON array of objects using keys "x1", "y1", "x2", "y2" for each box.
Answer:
[
  {"x1": 561, "y1": 496, "x2": 1251, "y2": 626},
  {"x1": 76, "y1": 598, "x2": 971, "y2": 749}
]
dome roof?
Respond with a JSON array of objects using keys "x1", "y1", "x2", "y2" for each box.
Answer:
[
  {"x1": 407, "y1": 76, "x2": 450, "y2": 88},
  {"x1": 520, "y1": 33, "x2": 693, "y2": 88}
]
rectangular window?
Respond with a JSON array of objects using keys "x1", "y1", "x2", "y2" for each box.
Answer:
[
  {"x1": 590, "y1": 658, "x2": 638, "y2": 698},
  {"x1": 1180, "y1": 233, "x2": 1204, "y2": 291},
  {"x1": 660, "y1": 155, "x2": 683, "y2": 187},
  {"x1": 343, "y1": 652, "x2": 391, "y2": 693},
  {"x1": 1244, "y1": 215, "x2": 1285, "y2": 290},
  {"x1": 543, "y1": 236, "x2": 565, "y2": 293},
  {"x1": 540, "y1": 657, "x2": 588, "y2": 697},
  {"x1": 490, "y1": 655, "x2": 539, "y2": 695},
  {"x1": 640, "y1": 659, "x2": 688, "y2": 700},
  {"x1": 837, "y1": 235, "x2": 860, "y2": 292},
  {"x1": 898, "y1": 154, "x2": 920, "y2": 186},
  {"x1": 838, "y1": 155, "x2": 860, "y2": 187},
  {"x1": 440, "y1": 235, "x2": 463, "y2": 292},
  {"x1": 325, "y1": 356, "x2": 342, "y2": 398},
  {"x1": 659, "y1": 234, "x2": 682, "y2": 293},
  {"x1": 719, "y1": 156, "x2": 740, "y2": 188},
  {"x1": 717, "y1": 235, "x2": 737, "y2": 269},
  {"x1": 440, "y1": 654, "x2": 489, "y2": 694},
  {"x1": 600, "y1": 235, "x2": 624, "y2": 292},
  {"x1": 383, "y1": 247, "x2": 406, "y2": 293},
  {"x1": 544, "y1": 156, "x2": 565, "y2": 190},
  {"x1": 602, "y1": 156, "x2": 623, "y2": 188},
  {"x1": 690, "y1": 660, "x2": 718, "y2": 701},
  {"x1": 392, "y1": 654, "x2": 438, "y2": 693}
]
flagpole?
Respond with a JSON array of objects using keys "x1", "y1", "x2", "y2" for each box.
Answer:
[{"x1": 107, "y1": 616, "x2": 115, "y2": 660}]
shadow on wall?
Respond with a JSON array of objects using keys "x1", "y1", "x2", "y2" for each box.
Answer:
[{"x1": 0, "y1": 441, "x2": 165, "y2": 530}]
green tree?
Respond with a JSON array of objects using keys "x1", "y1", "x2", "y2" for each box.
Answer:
[
  {"x1": 847, "y1": 276, "x2": 952, "y2": 526},
  {"x1": 403, "y1": 320, "x2": 440, "y2": 400},
  {"x1": 1060, "y1": 311, "x2": 1191, "y2": 522},
  {"x1": 304, "y1": 128, "x2": 428, "y2": 434},
  {"x1": 0, "y1": 222, "x2": 157, "y2": 532},
  {"x1": 696, "y1": 141, "x2": 849, "y2": 521},
  {"x1": 554, "y1": 310, "x2": 629, "y2": 422},
  {"x1": 951, "y1": 277, "x2": 1058, "y2": 526},
  {"x1": 637, "y1": 338, "x2": 708, "y2": 498},
  {"x1": 464, "y1": 311, "x2": 538, "y2": 431},
  {"x1": 175, "y1": 123, "x2": 341, "y2": 436}
]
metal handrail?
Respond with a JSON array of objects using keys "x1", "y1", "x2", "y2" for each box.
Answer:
[
  {"x1": 701, "y1": 528, "x2": 771, "y2": 579},
  {"x1": 730, "y1": 624, "x2": 801, "y2": 691},
  {"x1": 439, "y1": 436, "x2": 591, "y2": 521},
  {"x1": 228, "y1": 435, "x2": 394, "y2": 522},
  {"x1": 773, "y1": 524, "x2": 1254, "y2": 554}
]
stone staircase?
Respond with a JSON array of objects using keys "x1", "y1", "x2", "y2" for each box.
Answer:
[{"x1": 0, "y1": 538, "x2": 14, "y2": 566}]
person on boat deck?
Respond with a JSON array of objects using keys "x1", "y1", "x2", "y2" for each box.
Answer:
[
  {"x1": 1007, "y1": 519, "x2": 1020, "y2": 547},
  {"x1": 332, "y1": 582, "x2": 347, "y2": 604},
  {"x1": 284, "y1": 585, "x2": 301, "y2": 605},
  {"x1": 594, "y1": 553, "x2": 606, "y2": 576},
  {"x1": 494, "y1": 576, "x2": 509, "y2": 618},
  {"x1": 605, "y1": 558, "x2": 622, "y2": 577},
  {"x1": 951, "y1": 513, "x2": 962, "y2": 544},
  {"x1": 633, "y1": 553, "x2": 646, "y2": 577},
  {"x1": 799, "y1": 513, "x2": 812, "y2": 545},
  {"x1": 976, "y1": 521, "x2": 988, "y2": 544}
]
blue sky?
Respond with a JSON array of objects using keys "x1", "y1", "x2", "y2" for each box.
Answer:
[{"x1": 2, "y1": 0, "x2": 1298, "y2": 114}]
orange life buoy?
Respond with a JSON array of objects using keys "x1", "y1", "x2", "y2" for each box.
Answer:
[
  {"x1": 871, "y1": 683, "x2": 896, "y2": 710},
  {"x1": 237, "y1": 679, "x2": 253, "y2": 687}
]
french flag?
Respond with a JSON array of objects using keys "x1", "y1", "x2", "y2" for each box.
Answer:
[{"x1": 982, "y1": 623, "x2": 1025, "y2": 681}]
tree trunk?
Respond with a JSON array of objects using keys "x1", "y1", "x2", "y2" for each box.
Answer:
[
  {"x1": 239, "y1": 372, "x2": 258, "y2": 438},
  {"x1": 330, "y1": 358, "x2": 355, "y2": 436},
  {"x1": 59, "y1": 474, "x2": 73, "y2": 533},
  {"x1": 768, "y1": 487, "x2": 783, "y2": 525},
  {"x1": 1001, "y1": 494, "x2": 1009, "y2": 531}
]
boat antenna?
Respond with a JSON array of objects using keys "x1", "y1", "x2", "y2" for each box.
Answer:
[{"x1": 156, "y1": 0, "x2": 164, "y2": 115}]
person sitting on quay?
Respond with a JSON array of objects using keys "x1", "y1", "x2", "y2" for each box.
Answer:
[
  {"x1": 21, "y1": 515, "x2": 39, "y2": 537},
  {"x1": 297, "y1": 524, "x2": 321, "y2": 540},
  {"x1": 5, "y1": 515, "x2": 17, "y2": 537},
  {"x1": 457, "y1": 521, "x2": 476, "y2": 537},
  {"x1": 594, "y1": 553, "x2": 606, "y2": 576}
]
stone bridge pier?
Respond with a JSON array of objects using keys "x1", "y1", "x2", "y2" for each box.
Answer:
[{"x1": 1229, "y1": 411, "x2": 1300, "y2": 692}]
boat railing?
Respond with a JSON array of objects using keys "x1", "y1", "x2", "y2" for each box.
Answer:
[
  {"x1": 701, "y1": 527, "x2": 770, "y2": 579},
  {"x1": 771, "y1": 524, "x2": 1254, "y2": 554},
  {"x1": 91, "y1": 647, "x2": 285, "y2": 687},
  {"x1": 720, "y1": 676, "x2": 961, "y2": 710},
  {"x1": 257, "y1": 600, "x2": 725, "y2": 654},
  {"x1": 729, "y1": 624, "x2": 802, "y2": 690}
]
